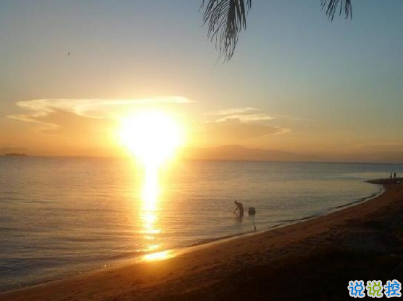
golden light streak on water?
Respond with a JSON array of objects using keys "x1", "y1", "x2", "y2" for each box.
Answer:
[
  {"x1": 140, "y1": 161, "x2": 162, "y2": 252},
  {"x1": 143, "y1": 250, "x2": 173, "y2": 261}
]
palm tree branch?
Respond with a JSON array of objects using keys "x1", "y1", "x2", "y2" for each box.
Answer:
[
  {"x1": 321, "y1": 0, "x2": 352, "y2": 20},
  {"x1": 202, "y1": 0, "x2": 353, "y2": 60},
  {"x1": 201, "y1": 0, "x2": 252, "y2": 61}
]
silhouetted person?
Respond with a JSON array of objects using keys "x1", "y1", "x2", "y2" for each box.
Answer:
[
  {"x1": 394, "y1": 172, "x2": 397, "y2": 179},
  {"x1": 234, "y1": 201, "x2": 244, "y2": 218}
]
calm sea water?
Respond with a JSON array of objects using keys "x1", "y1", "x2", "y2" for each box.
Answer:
[{"x1": 1, "y1": 157, "x2": 402, "y2": 291}]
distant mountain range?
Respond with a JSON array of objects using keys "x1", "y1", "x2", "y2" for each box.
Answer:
[
  {"x1": 1, "y1": 145, "x2": 402, "y2": 164},
  {"x1": 183, "y1": 145, "x2": 319, "y2": 162},
  {"x1": 4, "y1": 153, "x2": 27, "y2": 157},
  {"x1": 183, "y1": 145, "x2": 403, "y2": 164}
]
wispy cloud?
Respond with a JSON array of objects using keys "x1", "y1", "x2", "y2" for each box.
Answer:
[
  {"x1": 216, "y1": 114, "x2": 273, "y2": 123},
  {"x1": 209, "y1": 107, "x2": 273, "y2": 123},
  {"x1": 271, "y1": 126, "x2": 291, "y2": 135},
  {"x1": 209, "y1": 107, "x2": 258, "y2": 116},
  {"x1": 202, "y1": 107, "x2": 292, "y2": 142},
  {"x1": 201, "y1": 118, "x2": 288, "y2": 144},
  {"x1": 8, "y1": 97, "x2": 194, "y2": 130}
]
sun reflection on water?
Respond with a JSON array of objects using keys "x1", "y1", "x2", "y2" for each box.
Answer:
[
  {"x1": 143, "y1": 250, "x2": 173, "y2": 261},
  {"x1": 140, "y1": 161, "x2": 162, "y2": 253},
  {"x1": 119, "y1": 111, "x2": 183, "y2": 258},
  {"x1": 142, "y1": 162, "x2": 159, "y2": 210}
]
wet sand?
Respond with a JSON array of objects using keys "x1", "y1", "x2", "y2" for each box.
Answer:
[{"x1": 2, "y1": 178, "x2": 403, "y2": 301}]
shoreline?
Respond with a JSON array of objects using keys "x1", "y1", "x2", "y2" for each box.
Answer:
[
  {"x1": 2, "y1": 178, "x2": 403, "y2": 300},
  {"x1": 0, "y1": 179, "x2": 383, "y2": 294}
]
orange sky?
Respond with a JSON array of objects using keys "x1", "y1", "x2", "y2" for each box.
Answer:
[
  {"x1": 1, "y1": 97, "x2": 403, "y2": 163},
  {"x1": 1, "y1": 1, "x2": 403, "y2": 163}
]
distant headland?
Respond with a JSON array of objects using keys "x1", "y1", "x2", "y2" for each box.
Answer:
[{"x1": 4, "y1": 153, "x2": 27, "y2": 157}]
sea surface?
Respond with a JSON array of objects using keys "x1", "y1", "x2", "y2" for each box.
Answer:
[{"x1": 0, "y1": 157, "x2": 402, "y2": 291}]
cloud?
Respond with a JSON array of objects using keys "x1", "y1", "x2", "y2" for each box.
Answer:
[
  {"x1": 8, "y1": 96, "x2": 193, "y2": 130},
  {"x1": 199, "y1": 118, "x2": 289, "y2": 146},
  {"x1": 209, "y1": 107, "x2": 273, "y2": 123},
  {"x1": 216, "y1": 114, "x2": 273, "y2": 123},
  {"x1": 209, "y1": 107, "x2": 258, "y2": 116},
  {"x1": 209, "y1": 108, "x2": 314, "y2": 123},
  {"x1": 197, "y1": 107, "x2": 290, "y2": 146}
]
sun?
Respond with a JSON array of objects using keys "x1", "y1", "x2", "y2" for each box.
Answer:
[{"x1": 119, "y1": 111, "x2": 183, "y2": 166}]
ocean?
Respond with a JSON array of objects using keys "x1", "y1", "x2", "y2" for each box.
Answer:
[{"x1": 0, "y1": 157, "x2": 402, "y2": 291}]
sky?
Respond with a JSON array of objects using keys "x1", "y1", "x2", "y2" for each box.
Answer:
[{"x1": 1, "y1": 0, "x2": 403, "y2": 162}]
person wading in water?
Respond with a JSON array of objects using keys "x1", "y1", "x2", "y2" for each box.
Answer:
[{"x1": 234, "y1": 201, "x2": 244, "y2": 218}]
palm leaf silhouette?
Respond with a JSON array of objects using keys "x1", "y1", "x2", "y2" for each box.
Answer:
[
  {"x1": 322, "y1": 0, "x2": 352, "y2": 20},
  {"x1": 201, "y1": 0, "x2": 252, "y2": 61},
  {"x1": 202, "y1": 0, "x2": 352, "y2": 61}
]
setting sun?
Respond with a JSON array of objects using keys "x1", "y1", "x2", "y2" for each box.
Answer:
[
  {"x1": 2, "y1": 1, "x2": 403, "y2": 300},
  {"x1": 119, "y1": 111, "x2": 183, "y2": 166}
]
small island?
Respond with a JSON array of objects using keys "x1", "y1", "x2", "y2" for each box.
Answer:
[{"x1": 4, "y1": 153, "x2": 27, "y2": 157}]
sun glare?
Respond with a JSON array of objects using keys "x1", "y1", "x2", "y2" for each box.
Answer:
[
  {"x1": 143, "y1": 250, "x2": 173, "y2": 262},
  {"x1": 119, "y1": 111, "x2": 184, "y2": 254},
  {"x1": 119, "y1": 111, "x2": 183, "y2": 166}
]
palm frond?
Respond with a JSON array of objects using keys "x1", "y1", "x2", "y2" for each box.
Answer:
[
  {"x1": 202, "y1": 0, "x2": 352, "y2": 61},
  {"x1": 201, "y1": 0, "x2": 252, "y2": 61},
  {"x1": 321, "y1": 0, "x2": 352, "y2": 20}
]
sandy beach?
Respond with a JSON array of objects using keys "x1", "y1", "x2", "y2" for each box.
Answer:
[{"x1": 2, "y1": 178, "x2": 403, "y2": 301}]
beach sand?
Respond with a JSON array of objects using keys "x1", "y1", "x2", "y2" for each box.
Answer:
[{"x1": 2, "y1": 179, "x2": 403, "y2": 301}]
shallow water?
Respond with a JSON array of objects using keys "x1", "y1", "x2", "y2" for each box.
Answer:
[{"x1": 0, "y1": 157, "x2": 402, "y2": 291}]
